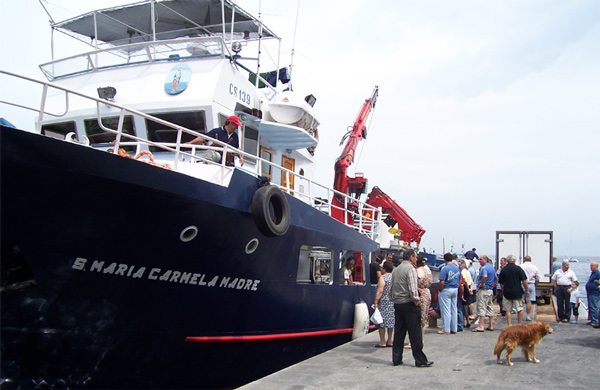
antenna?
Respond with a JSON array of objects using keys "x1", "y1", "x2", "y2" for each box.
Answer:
[
  {"x1": 39, "y1": 0, "x2": 55, "y2": 24},
  {"x1": 254, "y1": 0, "x2": 263, "y2": 88},
  {"x1": 288, "y1": 0, "x2": 301, "y2": 88}
]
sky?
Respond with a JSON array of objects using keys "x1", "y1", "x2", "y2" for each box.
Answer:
[{"x1": 1, "y1": 0, "x2": 599, "y2": 258}]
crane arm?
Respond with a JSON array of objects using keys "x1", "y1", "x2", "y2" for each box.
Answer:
[
  {"x1": 365, "y1": 186, "x2": 426, "y2": 246},
  {"x1": 332, "y1": 86, "x2": 378, "y2": 223},
  {"x1": 335, "y1": 86, "x2": 378, "y2": 173},
  {"x1": 330, "y1": 87, "x2": 426, "y2": 249}
]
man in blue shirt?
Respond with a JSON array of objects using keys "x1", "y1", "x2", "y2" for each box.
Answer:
[
  {"x1": 438, "y1": 253, "x2": 461, "y2": 334},
  {"x1": 187, "y1": 115, "x2": 244, "y2": 166},
  {"x1": 585, "y1": 261, "x2": 600, "y2": 326},
  {"x1": 551, "y1": 256, "x2": 561, "y2": 276},
  {"x1": 464, "y1": 248, "x2": 479, "y2": 261},
  {"x1": 472, "y1": 255, "x2": 497, "y2": 332}
]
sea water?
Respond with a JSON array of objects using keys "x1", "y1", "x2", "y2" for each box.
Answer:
[{"x1": 564, "y1": 256, "x2": 600, "y2": 311}]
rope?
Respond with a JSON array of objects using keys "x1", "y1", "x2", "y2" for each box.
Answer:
[
  {"x1": 110, "y1": 144, "x2": 171, "y2": 170},
  {"x1": 134, "y1": 150, "x2": 172, "y2": 170}
]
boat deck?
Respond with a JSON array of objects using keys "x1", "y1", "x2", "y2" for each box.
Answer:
[{"x1": 240, "y1": 303, "x2": 599, "y2": 389}]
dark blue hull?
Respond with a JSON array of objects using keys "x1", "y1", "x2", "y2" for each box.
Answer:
[{"x1": 1, "y1": 126, "x2": 378, "y2": 388}]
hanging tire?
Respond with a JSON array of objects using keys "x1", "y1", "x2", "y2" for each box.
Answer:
[{"x1": 251, "y1": 186, "x2": 290, "y2": 236}]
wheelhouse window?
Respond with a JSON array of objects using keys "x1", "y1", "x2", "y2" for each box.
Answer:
[
  {"x1": 84, "y1": 116, "x2": 135, "y2": 146},
  {"x1": 296, "y1": 245, "x2": 332, "y2": 284},
  {"x1": 217, "y1": 113, "x2": 227, "y2": 128},
  {"x1": 41, "y1": 121, "x2": 76, "y2": 140},
  {"x1": 260, "y1": 146, "x2": 274, "y2": 181},
  {"x1": 339, "y1": 249, "x2": 366, "y2": 285},
  {"x1": 145, "y1": 111, "x2": 206, "y2": 148},
  {"x1": 243, "y1": 126, "x2": 259, "y2": 164}
]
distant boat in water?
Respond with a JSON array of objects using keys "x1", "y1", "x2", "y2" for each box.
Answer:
[{"x1": 564, "y1": 257, "x2": 579, "y2": 263}]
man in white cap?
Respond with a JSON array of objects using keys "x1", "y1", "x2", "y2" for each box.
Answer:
[{"x1": 187, "y1": 115, "x2": 244, "y2": 166}]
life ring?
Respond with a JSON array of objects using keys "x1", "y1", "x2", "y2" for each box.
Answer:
[
  {"x1": 133, "y1": 150, "x2": 172, "y2": 170},
  {"x1": 251, "y1": 186, "x2": 290, "y2": 236}
]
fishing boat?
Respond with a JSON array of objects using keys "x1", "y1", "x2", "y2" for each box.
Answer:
[{"x1": 0, "y1": 1, "x2": 424, "y2": 388}]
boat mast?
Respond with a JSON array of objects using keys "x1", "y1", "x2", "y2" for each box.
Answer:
[
  {"x1": 255, "y1": 0, "x2": 263, "y2": 88},
  {"x1": 288, "y1": 0, "x2": 301, "y2": 89}
]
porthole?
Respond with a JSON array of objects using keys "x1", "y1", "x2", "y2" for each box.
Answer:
[
  {"x1": 180, "y1": 225, "x2": 198, "y2": 242},
  {"x1": 245, "y1": 238, "x2": 259, "y2": 254}
]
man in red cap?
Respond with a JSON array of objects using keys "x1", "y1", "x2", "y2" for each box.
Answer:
[{"x1": 187, "y1": 115, "x2": 244, "y2": 166}]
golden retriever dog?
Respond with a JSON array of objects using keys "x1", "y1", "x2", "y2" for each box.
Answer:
[{"x1": 494, "y1": 322, "x2": 553, "y2": 366}]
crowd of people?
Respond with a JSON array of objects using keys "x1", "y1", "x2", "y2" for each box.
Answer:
[{"x1": 370, "y1": 249, "x2": 600, "y2": 367}]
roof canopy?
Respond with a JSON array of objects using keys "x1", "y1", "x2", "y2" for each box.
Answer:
[{"x1": 53, "y1": 0, "x2": 277, "y2": 48}]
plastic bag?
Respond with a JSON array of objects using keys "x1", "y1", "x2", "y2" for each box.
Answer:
[{"x1": 370, "y1": 308, "x2": 383, "y2": 325}]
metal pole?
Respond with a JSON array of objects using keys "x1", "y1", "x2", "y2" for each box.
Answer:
[
  {"x1": 230, "y1": 0, "x2": 236, "y2": 42},
  {"x1": 221, "y1": 0, "x2": 226, "y2": 40},
  {"x1": 93, "y1": 12, "x2": 98, "y2": 68},
  {"x1": 151, "y1": 0, "x2": 156, "y2": 42},
  {"x1": 151, "y1": 0, "x2": 157, "y2": 60},
  {"x1": 255, "y1": 0, "x2": 262, "y2": 88}
]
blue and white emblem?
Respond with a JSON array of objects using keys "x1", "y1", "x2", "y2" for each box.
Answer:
[{"x1": 165, "y1": 63, "x2": 191, "y2": 95}]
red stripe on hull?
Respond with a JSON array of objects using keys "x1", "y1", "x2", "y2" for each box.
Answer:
[{"x1": 185, "y1": 328, "x2": 353, "y2": 343}]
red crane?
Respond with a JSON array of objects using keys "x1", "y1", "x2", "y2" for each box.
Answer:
[
  {"x1": 332, "y1": 86, "x2": 378, "y2": 223},
  {"x1": 331, "y1": 86, "x2": 425, "y2": 247},
  {"x1": 364, "y1": 186, "x2": 426, "y2": 246}
]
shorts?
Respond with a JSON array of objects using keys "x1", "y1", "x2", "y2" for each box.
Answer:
[
  {"x1": 476, "y1": 289, "x2": 494, "y2": 317},
  {"x1": 571, "y1": 303, "x2": 579, "y2": 316},
  {"x1": 502, "y1": 297, "x2": 524, "y2": 313},
  {"x1": 526, "y1": 283, "x2": 536, "y2": 302}
]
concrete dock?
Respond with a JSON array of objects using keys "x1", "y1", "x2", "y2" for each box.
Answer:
[{"x1": 240, "y1": 305, "x2": 599, "y2": 390}]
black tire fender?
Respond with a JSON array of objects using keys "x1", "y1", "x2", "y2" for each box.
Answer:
[{"x1": 251, "y1": 186, "x2": 290, "y2": 236}]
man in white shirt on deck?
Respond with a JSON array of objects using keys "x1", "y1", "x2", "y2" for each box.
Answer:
[{"x1": 520, "y1": 256, "x2": 540, "y2": 321}]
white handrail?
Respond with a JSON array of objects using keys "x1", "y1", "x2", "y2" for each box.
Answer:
[
  {"x1": 39, "y1": 36, "x2": 228, "y2": 80},
  {"x1": 0, "y1": 69, "x2": 380, "y2": 240}
]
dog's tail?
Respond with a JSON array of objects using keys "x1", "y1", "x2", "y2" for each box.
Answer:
[{"x1": 493, "y1": 337, "x2": 505, "y2": 356}]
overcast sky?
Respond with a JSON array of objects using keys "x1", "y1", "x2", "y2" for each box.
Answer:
[{"x1": 1, "y1": 0, "x2": 599, "y2": 257}]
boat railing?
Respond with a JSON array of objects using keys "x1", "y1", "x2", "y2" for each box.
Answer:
[
  {"x1": 0, "y1": 69, "x2": 381, "y2": 240},
  {"x1": 38, "y1": 35, "x2": 279, "y2": 95},
  {"x1": 39, "y1": 37, "x2": 228, "y2": 81}
]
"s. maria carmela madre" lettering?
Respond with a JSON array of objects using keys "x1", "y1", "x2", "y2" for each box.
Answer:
[{"x1": 72, "y1": 257, "x2": 260, "y2": 291}]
